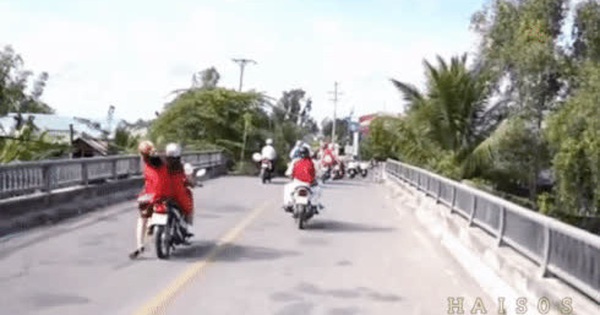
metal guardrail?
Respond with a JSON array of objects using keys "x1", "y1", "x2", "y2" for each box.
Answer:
[
  {"x1": 0, "y1": 150, "x2": 225, "y2": 200},
  {"x1": 385, "y1": 159, "x2": 600, "y2": 303}
]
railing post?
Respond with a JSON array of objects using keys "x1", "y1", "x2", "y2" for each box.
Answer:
[
  {"x1": 497, "y1": 206, "x2": 506, "y2": 246},
  {"x1": 426, "y1": 176, "x2": 431, "y2": 196},
  {"x1": 82, "y1": 162, "x2": 89, "y2": 187},
  {"x1": 112, "y1": 159, "x2": 118, "y2": 180},
  {"x1": 42, "y1": 164, "x2": 52, "y2": 205},
  {"x1": 450, "y1": 186, "x2": 456, "y2": 214},
  {"x1": 42, "y1": 164, "x2": 52, "y2": 195},
  {"x1": 540, "y1": 225, "x2": 551, "y2": 277},
  {"x1": 468, "y1": 195, "x2": 477, "y2": 227},
  {"x1": 417, "y1": 172, "x2": 422, "y2": 191},
  {"x1": 435, "y1": 180, "x2": 442, "y2": 204}
]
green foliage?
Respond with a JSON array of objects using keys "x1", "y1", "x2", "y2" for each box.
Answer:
[
  {"x1": 0, "y1": 45, "x2": 62, "y2": 163},
  {"x1": 545, "y1": 62, "x2": 600, "y2": 215},
  {"x1": 0, "y1": 45, "x2": 53, "y2": 116},
  {"x1": 363, "y1": 0, "x2": 600, "y2": 222},
  {"x1": 150, "y1": 87, "x2": 268, "y2": 159},
  {"x1": 149, "y1": 69, "x2": 318, "y2": 175},
  {"x1": 0, "y1": 124, "x2": 68, "y2": 163}
]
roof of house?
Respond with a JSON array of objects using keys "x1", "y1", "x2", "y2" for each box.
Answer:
[
  {"x1": 0, "y1": 113, "x2": 117, "y2": 139},
  {"x1": 72, "y1": 137, "x2": 109, "y2": 155}
]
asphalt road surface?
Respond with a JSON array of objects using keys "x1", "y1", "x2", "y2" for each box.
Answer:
[{"x1": 0, "y1": 175, "x2": 494, "y2": 315}]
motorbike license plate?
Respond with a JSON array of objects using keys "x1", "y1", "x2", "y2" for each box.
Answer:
[
  {"x1": 151, "y1": 213, "x2": 168, "y2": 225},
  {"x1": 294, "y1": 196, "x2": 309, "y2": 205},
  {"x1": 262, "y1": 163, "x2": 269, "y2": 168}
]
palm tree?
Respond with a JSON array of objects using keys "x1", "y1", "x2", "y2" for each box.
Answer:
[{"x1": 390, "y1": 53, "x2": 509, "y2": 177}]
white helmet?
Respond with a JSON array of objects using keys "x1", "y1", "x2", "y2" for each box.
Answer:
[
  {"x1": 266, "y1": 138, "x2": 273, "y2": 145},
  {"x1": 165, "y1": 143, "x2": 181, "y2": 157}
]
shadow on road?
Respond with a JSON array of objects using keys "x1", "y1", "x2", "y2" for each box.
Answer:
[
  {"x1": 265, "y1": 179, "x2": 288, "y2": 186},
  {"x1": 306, "y1": 220, "x2": 396, "y2": 233},
  {"x1": 172, "y1": 240, "x2": 300, "y2": 262}
]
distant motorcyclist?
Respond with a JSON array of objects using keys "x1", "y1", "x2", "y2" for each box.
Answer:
[
  {"x1": 260, "y1": 138, "x2": 277, "y2": 172},
  {"x1": 321, "y1": 143, "x2": 338, "y2": 167},
  {"x1": 130, "y1": 140, "x2": 170, "y2": 259},
  {"x1": 283, "y1": 146, "x2": 324, "y2": 213},
  {"x1": 165, "y1": 143, "x2": 194, "y2": 240}
]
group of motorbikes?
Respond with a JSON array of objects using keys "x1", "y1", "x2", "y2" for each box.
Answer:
[
  {"x1": 320, "y1": 158, "x2": 370, "y2": 182},
  {"x1": 249, "y1": 150, "x2": 372, "y2": 230},
  {"x1": 138, "y1": 151, "x2": 373, "y2": 259}
]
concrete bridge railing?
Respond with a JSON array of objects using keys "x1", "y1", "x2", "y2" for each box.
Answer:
[
  {"x1": 0, "y1": 150, "x2": 228, "y2": 237},
  {"x1": 0, "y1": 150, "x2": 225, "y2": 200},
  {"x1": 385, "y1": 159, "x2": 600, "y2": 304}
]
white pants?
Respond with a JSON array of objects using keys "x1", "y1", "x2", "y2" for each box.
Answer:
[{"x1": 283, "y1": 179, "x2": 322, "y2": 207}]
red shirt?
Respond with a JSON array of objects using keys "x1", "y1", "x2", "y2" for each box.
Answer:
[
  {"x1": 142, "y1": 162, "x2": 171, "y2": 203},
  {"x1": 292, "y1": 158, "x2": 316, "y2": 183}
]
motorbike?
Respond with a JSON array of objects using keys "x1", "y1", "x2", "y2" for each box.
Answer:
[
  {"x1": 291, "y1": 185, "x2": 317, "y2": 229},
  {"x1": 144, "y1": 165, "x2": 206, "y2": 259},
  {"x1": 358, "y1": 161, "x2": 370, "y2": 178},
  {"x1": 347, "y1": 161, "x2": 359, "y2": 179},
  {"x1": 259, "y1": 158, "x2": 273, "y2": 184},
  {"x1": 332, "y1": 162, "x2": 344, "y2": 180},
  {"x1": 320, "y1": 165, "x2": 332, "y2": 182}
]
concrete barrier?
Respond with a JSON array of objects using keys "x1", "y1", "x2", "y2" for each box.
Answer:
[
  {"x1": 382, "y1": 172, "x2": 599, "y2": 314},
  {"x1": 0, "y1": 164, "x2": 228, "y2": 238}
]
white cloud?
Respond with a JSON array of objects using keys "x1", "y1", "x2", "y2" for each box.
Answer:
[{"x1": 0, "y1": 0, "x2": 480, "y2": 126}]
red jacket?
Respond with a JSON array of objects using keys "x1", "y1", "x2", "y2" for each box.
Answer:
[
  {"x1": 168, "y1": 169, "x2": 193, "y2": 214},
  {"x1": 322, "y1": 149, "x2": 336, "y2": 166},
  {"x1": 292, "y1": 158, "x2": 316, "y2": 184},
  {"x1": 141, "y1": 160, "x2": 171, "y2": 204}
]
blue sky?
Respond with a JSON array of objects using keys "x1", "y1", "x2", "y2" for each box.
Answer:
[{"x1": 0, "y1": 0, "x2": 519, "y2": 125}]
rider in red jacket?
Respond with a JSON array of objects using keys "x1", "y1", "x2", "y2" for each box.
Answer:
[
  {"x1": 283, "y1": 147, "x2": 324, "y2": 213},
  {"x1": 165, "y1": 143, "x2": 194, "y2": 237}
]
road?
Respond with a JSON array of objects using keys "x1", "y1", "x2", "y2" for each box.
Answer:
[{"x1": 0, "y1": 175, "x2": 494, "y2": 315}]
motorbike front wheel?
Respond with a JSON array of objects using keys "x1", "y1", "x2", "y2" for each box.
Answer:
[{"x1": 155, "y1": 224, "x2": 172, "y2": 259}]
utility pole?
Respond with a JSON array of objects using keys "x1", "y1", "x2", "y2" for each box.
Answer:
[
  {"x1": 232, "y1": 58, "x2": 257, "y2": 164},
  {"x1": 328, "y1": 81, "x2": 343, "y2": 143},
  {"x1": 232, "y1": 58, "x2": 257, "y2": 92}
]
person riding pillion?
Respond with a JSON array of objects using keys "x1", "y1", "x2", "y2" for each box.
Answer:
[{"x1": 130, "y1": 140, "x2": 171, "y2": 259}]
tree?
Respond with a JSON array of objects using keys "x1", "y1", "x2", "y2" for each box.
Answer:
[
  {"x1": 469, "y1": 0, "x2": 569, "y2": 202},
  {"x1": 320, "y1": 118, "x2": 350, "y2": 144},
  {"x1": 388, "y1": 54, "x2": 506, "y2": 179},
  {"x1": 545, "y1": 62, "x2": 600, "y2": 216},
  {"x1": 0, "y1": 45, "x2": 53, "y2": 116},
  {"x1": 192, "y1": 67, "x2": 220, "y2": 89},
  {"x1": 150, "y1": 87, "x2": 269, "y2": 161}
]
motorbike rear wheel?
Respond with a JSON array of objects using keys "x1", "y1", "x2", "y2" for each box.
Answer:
[{"x1": 155, "y1": 222, "x2": 172, "y2": 259}]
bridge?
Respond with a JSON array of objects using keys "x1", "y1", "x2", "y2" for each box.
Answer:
[{"x1": 0, "y1": 152, "x2": 598, "y2": 314}]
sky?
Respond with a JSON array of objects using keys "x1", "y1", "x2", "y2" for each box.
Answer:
[{"x1": 0, "y1": 0, "x2": 580, "y2": 126}]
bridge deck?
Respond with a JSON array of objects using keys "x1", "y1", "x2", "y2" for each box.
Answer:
[{"x1": 0, "y1": 176, "x2": 494, "y2": 315}]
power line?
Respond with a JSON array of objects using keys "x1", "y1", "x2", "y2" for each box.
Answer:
[
  {"x1": 232, "y1": 58, "x2": 257, "y2": 92},
  {"x1": 327, "y1": 81, "x2": 343, "y2": 142}
]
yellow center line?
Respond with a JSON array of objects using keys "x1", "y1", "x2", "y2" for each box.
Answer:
[{"x1": 132, "y1": 199, "x2": 273, "y2": 315}]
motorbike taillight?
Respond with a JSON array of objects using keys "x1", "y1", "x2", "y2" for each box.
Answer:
[
  {"x1": 154, "y1": 203, "x2": 168, "y2": 214},
  {"x1": 298, "y1": 189, "x2": 308, "y2": 197}
]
